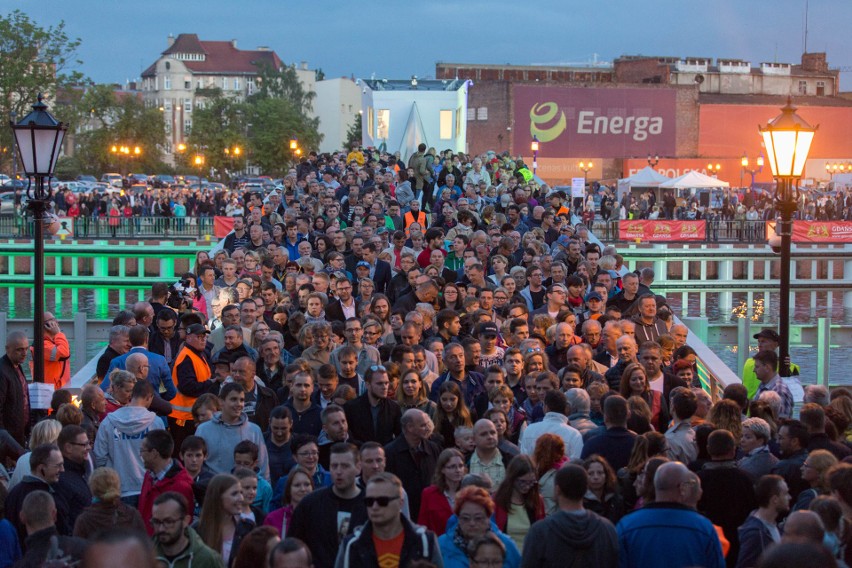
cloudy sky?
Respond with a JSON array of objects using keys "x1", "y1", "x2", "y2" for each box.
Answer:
[{"x1": 8, "y1": 0, "x2": 851, "y2": 90}]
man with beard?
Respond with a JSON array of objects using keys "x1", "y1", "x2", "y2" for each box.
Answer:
[{"x1": 152, "y1": 492, "x2": 223, "y2": 567}]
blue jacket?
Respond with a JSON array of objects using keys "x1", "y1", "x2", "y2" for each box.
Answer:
[
  {"x1": 437, "y1": 516, "x2": 520, "y2": 568},
  {"x1": 616, "y1": 502, "x2": 724, "y2": 568},
  {"x1": 103, "y1": 347, "x2": 177, "y2": 400}
]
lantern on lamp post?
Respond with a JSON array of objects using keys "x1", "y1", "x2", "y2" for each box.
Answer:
[
  {"x1": 759, "y1": 97, "x2": 817, "y2": 376},
  {"x1": 9, "y1": 94, "x2": 67, "y2": 384},
  {"x1": 530, "y1": 136, "x2": 539, "y2": 177}
]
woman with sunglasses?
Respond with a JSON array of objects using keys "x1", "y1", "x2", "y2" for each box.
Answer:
[
  {"x1": 437, "y1": 486, "x2": 520, "y2": 568},
  {"x1": 492, "y1": 455, "x2": 545, "y2": 551}
]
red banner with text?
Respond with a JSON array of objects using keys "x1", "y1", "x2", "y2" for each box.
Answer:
[
  {"x1": 214, "y1": 216, "x2": 234, "y2": 239},
  {"x1": 766, "y1": 221, "x2": 852, "y2": 243},
  {"x1": 619, "y1": 220, "x2": 706, "y2": 241}
]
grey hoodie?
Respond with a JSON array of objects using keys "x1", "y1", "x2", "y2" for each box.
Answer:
[
  {"x1": 94, "y1": 405, "x2": 164, "y2": 496},
  {"x1": 196, "y1": 412, "x2": 270, "y2": 481},
  {"x1": 521, "y1": 509, "x2": 618, "y2": 568}
]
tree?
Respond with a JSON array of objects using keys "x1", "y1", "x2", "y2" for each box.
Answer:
[
  {"x1": 72, "y1": 90, "x2": 166, "y2": 175},
  {"x1": 250, "y1": 63, "x2": 316, "y2": 114},
  {"x1": 344, "y1": 113, "x2": 363, "y2": 150},
  {"x1": 0, "y1": 10, "x2": 85, "y2": 174},
  {"x1": 186, "y1": 93, "x2": 247, "y2": 179},
  {"x1": 246, "y1": 97, "x2": 320, "y2": 176}
]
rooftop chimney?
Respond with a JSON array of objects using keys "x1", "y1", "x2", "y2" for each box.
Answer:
[
  {"x1": 167, "y1": 33, "x2": 175, "y2": 47},
  {"x1": 300, "y1": 61, "x2": 308, "y2": 70},
  {"x1": 231, "y1": 39, "x2": 237, "y2": 49},
  {"x1": 801, "y1": 52, "x2": 828, "y2": 73}
]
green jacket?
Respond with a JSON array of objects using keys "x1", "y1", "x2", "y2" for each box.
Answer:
[{"x1": 154, "y1": 526, "x2": 225, "y2": 568}]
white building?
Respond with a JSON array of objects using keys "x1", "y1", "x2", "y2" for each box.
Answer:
[
  {"x1": 140, "y1": 34, "x2": 285, "y2": 161},
  {"x1": 360, "y1": 78, "x2": 469, "y2": 161},
  {"x1": 314, "y1": 77, "x2": 361, "y2": 152}
]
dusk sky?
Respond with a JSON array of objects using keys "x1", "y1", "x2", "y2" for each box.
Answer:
[{"x1": 7, "y1": 0, "x2": 851, "y2": 90}]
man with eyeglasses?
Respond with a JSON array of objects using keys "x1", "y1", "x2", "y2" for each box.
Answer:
[
  {"x1": 152, "y1": 492, "x2": 223, "y2": 567},
  {"x1": 531, "y1": 283, "x2": 568, "y2": 320},
  {"x1": 55, "y1": 425, "x2": 92, "y2": 532},
  {"x1": 336, "y1": 472, "x2": 442, "y2": 567},
  {"x1": 326, "y1": 278, "x2": 359, "y2": 323},
  {"x1": 0, "y1": 330, "x2": 32, "y2": 447},
  {"x1": 331, "y1": 318, "x2": 381, "y2": 379},
  {"x1": 149, "y1": 309, "x2": 181, "y2": 366}
]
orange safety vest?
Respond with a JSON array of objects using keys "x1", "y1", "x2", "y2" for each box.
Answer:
[
  {"x1": 404, "y1": 210, "x2": 426, "y2": 230},
  {"x1": 170, "y1": 346, "x2": 212, "y2": 423}
]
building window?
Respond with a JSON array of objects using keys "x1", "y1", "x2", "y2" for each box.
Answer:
[
  {"x1": 467, "y1": 108, "x2": 476, "y2": 121},
  {"x1": 164, "y1": 122, "x2": 171, "y2": 135},
  {"x1": 184, "y1": 119, "x2": 192, "y2": 135},
  {"x1": 798, "y1": 81, "x2": 807, "y2": 95},
  {"x1": 223, "y1": 77, "x2": 228, "y2": 89},
  {"x1": 164, "y1": 76, "x2": 171, "y2": 90},
  {"x1": 248, "y1": 80, "x2": 255, "y2": 95},
  {"x1": 817, "y1": 81, "x2": 826, "y2": 96},
  {"x1": 376, "y1": 109, "x2": 390, "y2": 140},
  {"x1": 477, "y1": 107, "x2": 488, "y2": 121},
  {"x1": 234, "y1": 78, "x2": 240, "y2": 91},
  {"x1": 439, "y1": 110, "x2": 453, "y2": 140},
  {"x1": 184, "y1": 98, "x2": 192, "y2": 112},
  {"x1": 164, "y1": 99, "x2": 172, "y2": 111}
]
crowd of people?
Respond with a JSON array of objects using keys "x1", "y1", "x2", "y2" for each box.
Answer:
[{"x1": 1, "y1": 144, "x2": 852, "y2": 568}]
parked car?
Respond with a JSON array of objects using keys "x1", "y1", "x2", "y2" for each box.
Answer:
[
  {"x1": 76, "y1": 174, "x2": 97, "y2": 183},
  {"x1": 128, "y1": 173, "x2": 148, "y2": 185},
  {"x1": 100, "y1": 173, "x2": 123, "y2": 188},
  {"x1": 153, "y1": 174, "x2": 176, "y2": 188}
]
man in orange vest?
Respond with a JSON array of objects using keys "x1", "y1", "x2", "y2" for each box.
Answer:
[
  {"x1": 169, "y1": 323, "x2": 217, "y2": 451},
  {"x1": 403, "y1": 198, "x2": 426, "y2": 231},
  {"x1": 30, "y1": 312, "x2": 71, "y2": 388}
]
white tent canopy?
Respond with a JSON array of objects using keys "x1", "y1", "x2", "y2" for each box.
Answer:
[
  {"x1": 617, "y1": 166, "x2": 673, "y2": 201},
  {"x1": 659, "y1": 170, "x2": 730, "y2": 189}
]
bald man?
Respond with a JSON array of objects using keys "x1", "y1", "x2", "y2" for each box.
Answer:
[{"x1": 616, "y1": 462, "x2": 724, "y2": 568}]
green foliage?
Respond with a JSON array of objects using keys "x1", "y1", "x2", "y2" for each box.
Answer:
[
  {"x1": 0, "y1": 10, "x2": 84, "y2": 174},
  {"x1": 246, "y1": 97, "x2": 321, "y2": 176},
  {"x1": 344, "y1": 113, "x2": 363, "y2": 149},
  {"x1": 186, "y1": 94, "x2": 248, "y2": 178},
  {"x1": 54, "y1": 156, "x2": 83, "y2": 180},
  {"x1": 250, "y1": 63, "x2": 316, "y2": 113}
]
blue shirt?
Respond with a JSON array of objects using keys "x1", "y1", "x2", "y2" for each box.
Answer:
[{"x1": 755, "y1": 374, "x2": 794, "y2": 419}]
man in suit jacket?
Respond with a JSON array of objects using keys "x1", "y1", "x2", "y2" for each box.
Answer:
[
  {"x1": 0, "y1": 331, "x2": 32, "y2": 447},
  {"x1": 325, "y1": 277, "x2": 360, "y2": 323},
  {"x1": 344, "y1": 366, "x2": 402, "y2": 445},
  {"x1": 147, "y1": 309, "x2": 182, "y2": 367},
  {"x1": 360, "y1": 243, "x2": 392, "y2": 295},
  {"x1": 384, "y1": 409, "x2": 441, "y2": 520}
]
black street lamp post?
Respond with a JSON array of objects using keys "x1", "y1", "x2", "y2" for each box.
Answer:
[
  {"x1": 759, "y1": 98, "x2": 817, "y2": 377},
  {"x1": 10, "y1": 94, "x2": 67, "y2": 384}
]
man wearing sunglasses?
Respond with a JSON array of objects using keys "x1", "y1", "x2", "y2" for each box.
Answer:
[{"x1": 336, "y1": 472, "x2": 442, "y2": 567}]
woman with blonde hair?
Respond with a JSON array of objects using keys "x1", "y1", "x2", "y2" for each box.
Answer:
[
  {"x1": 73, "y1": 467, "x2": 146, "y2": 538},
  {"x1": 8, "y1": 419, "x2": 62, "y2": 488},
  {"x1": 794, "y1": 449, "x2": 838, "y2": 511}
]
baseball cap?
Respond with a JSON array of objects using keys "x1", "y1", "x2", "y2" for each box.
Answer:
[
  {"x1": 753, "y1": 329, "x2": 781, "y2": 342},
  {"x1": 556, "y1": 235, "x2": 571, "y2": 248},
  {"x1": 356, "y1": 261, "x2": 370, "y2": 269},
  {"x1": 477, "y1": 322, "x2": 499, "y2": 337},
  {"x1": 186, "y1": 323, "x2": 209, "y2": 336},
  {"x1": 585, "y1": 291, "x2": 603, "y2": 302}
]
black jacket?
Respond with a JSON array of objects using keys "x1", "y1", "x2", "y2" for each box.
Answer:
[
  {"x1": 0, "y1": 354, "x2": 29, "y2": 446},
  {"x1": 697, "y1": 461, "x2": 756, "y2": 566},
  {"x1": 344, "y1": 393, "x2": 402, "y2": 445},
  {"x1": 326, "y1": 299, "x2": 359, "y2": 323},
  {"x1": 148, "y1": 330, "x2": 183, "y2": 366},
  {"x1": 55, "y1": 458, "x2": 92, "y2": 532},
  {"x1": 336, "y1": 514, "x2": 441, "y2": 568},
  {"x1": 520, "y1": 509, "x2": 618, "y2": 568},
  {"x1": 6, "y1": 476, "x2": 71, "y2": 544},
  {"x1": 384, "y1": 436, "x2": 441, "y2": 521},
  {"x1": 246, "y1": 383, "x2": 279, "y2": 432},
  {"x1": 14, "y1": 526, "x2": 87, "y2": 568},
  {"x1": 372, "y1": 259, "x2": 393, "y2": 295},
  {"x1": 288, "y1": 486, "x2": 368, "y2": 568}
]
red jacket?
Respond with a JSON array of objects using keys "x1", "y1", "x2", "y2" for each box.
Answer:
[
  {"x1": 139, "y1": 459, "x2": 195, "y2": 535},
  {"x1": 417, "y1": 485, "x2": 454, "y2": 536}
]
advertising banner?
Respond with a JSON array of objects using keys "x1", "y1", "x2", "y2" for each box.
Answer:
[
  {"x1": 513, "y1": 85, "x2": 677, "y2": 158},
  {"x1": 214, "y1": 216, "x2": 234, "y2": 239},
  {"x1": 766, "y1": 220, "x2": 852, "y2": 243},
  {"x1": 619, "y1": 220, "x2": 706, "y2": 241}
]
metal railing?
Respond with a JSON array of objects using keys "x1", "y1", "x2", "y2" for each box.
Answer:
[
  {"x1": 0, "y1": 215, "x2": 217, "y2": 239},
  {"x1": 588, "y1": 219, "x2": 780, "y2": 244}
]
